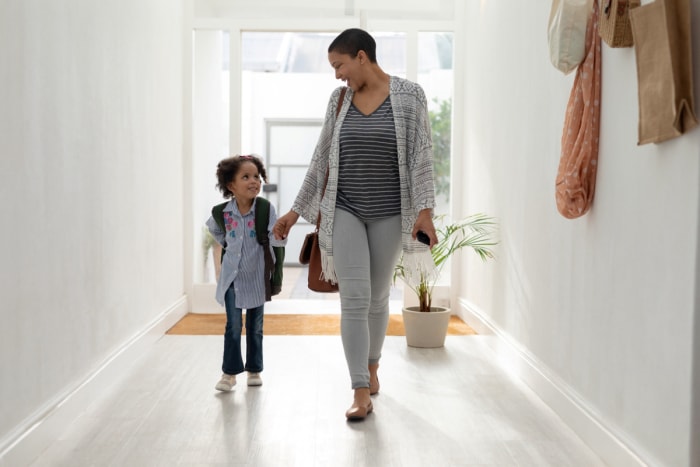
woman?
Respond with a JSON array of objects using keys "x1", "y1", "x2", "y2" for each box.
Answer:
[{"x1": 273, "y1": 28, "x2": 437, "y2": 420}]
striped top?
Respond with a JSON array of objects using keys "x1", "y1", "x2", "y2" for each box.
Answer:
[
  {"x1": 336, "y1": 98, "x2": 401, "y2": 220},
  {"x1": 291, "y1": 77, "x2": 436, "y2": 283}
]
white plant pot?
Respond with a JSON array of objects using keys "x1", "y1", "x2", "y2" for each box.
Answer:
[{"x1": 401, "y1": 305, "x2": 451, "y2": 348}]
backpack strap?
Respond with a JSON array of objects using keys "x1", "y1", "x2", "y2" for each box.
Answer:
[
  {"x1": 255, "y1": 198, "x2": 285, "y2": 299},
  {"x1": 211, "y1": 201, "x2": 229, "y2": 262},
  {"x1": 254, "y1": 198, "x2": 275, "y2": 301},
  {"x1": 254, "y1": 197, "x2": 270, "y2": 243}
]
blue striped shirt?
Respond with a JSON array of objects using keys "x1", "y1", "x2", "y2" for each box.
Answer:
[
  {"x1": 206, "y1": 198, "x2": 285, "y2": 308},
  {"x1": 336, "y1": 97, "x2": 401, "y2": 220}
]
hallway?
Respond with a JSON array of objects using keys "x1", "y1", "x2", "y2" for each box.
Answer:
[
  {"x1": 4, "y1": 1, "x2": 699, "y2": 465},
  {"x1": 29, "y1": 330, "x2": 603, "y2": 466}
]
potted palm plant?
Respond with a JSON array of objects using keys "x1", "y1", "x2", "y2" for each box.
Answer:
[{"x1": 394, "y1": 213, "x2": 497, "y2": 347}]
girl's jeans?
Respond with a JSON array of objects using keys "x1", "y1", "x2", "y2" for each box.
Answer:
[
  {"x1": 222, "y1": 286, "x2": 264, "y2": 375},
  {"x1": 332, "y1": 208, "x2": 402, "y2": 389}
]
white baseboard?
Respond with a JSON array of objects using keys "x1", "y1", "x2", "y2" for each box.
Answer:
[
  {"x1": 456, "y1": 298, "x2": 659, "y2": 467},
  {"x1": 0, "y1": 296, "x2": 189, "y2": 467}
]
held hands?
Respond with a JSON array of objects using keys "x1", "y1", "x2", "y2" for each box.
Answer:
[
  {"x1": 412, "y1": 209, "x2": 437, "y2": 249},
  {"x1": 273, "y1": 211, "x2": 300, "y2": 240}
]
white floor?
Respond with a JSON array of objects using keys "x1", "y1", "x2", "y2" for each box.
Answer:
[{"x1": 29, "y1": 331, "x2": 605, "y2": 466}]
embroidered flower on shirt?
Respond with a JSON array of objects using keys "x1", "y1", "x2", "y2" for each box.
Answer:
[
  {"x1": 224, "y1": 213, "x2": 238, "y2": 238},
  {"x1": 248, "y1": 219, "x2": 256, "y2": 238}
]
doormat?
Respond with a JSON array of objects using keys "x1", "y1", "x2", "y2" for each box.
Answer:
[{"x1": 166, "y1": 313, "x2": 476, "y2": 336}]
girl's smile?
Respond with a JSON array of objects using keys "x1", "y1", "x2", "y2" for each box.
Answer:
[{"x1": 227, "y1": 161, "x2": 262, "y2": 208}]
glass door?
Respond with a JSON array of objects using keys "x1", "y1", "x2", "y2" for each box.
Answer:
[{"x1": 191, "y1": 27, "x2": 454, "y2": 307}]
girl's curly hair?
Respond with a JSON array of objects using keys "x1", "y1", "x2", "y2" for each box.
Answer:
[{"x1": 215, "y1": 154, "x2": 268, "y2": 199}]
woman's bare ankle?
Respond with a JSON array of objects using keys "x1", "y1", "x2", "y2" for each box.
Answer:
[
  {"x1": 369, "y1": 363, "x2": 380, "y2": 394},
  {"x1": 354, "y1": 387, "x2": 371, "y2": 405}
]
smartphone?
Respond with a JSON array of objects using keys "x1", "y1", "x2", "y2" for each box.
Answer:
[{"x1": 416, "y1": 231, "x2": 431, "y2": 245}]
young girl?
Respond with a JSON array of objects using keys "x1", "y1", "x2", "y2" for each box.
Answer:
[{"x1": 206, "y1": 154, "x2": 286, "y2": 391}]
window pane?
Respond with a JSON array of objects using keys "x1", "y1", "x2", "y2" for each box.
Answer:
[
  {"x1": 373, "y1": 32, "x2": 406, "y2": 77},
  {"x1": 240, "y1": 32, "x2": 340, "y2": 269},
  {"x1": 418, "y1": 32, "x2": 453, "y2": 211},
  {"x1": 267, "y1": 121, "x2": 323, "y2": 166},
  {"x1": 418, "y1": 32, "x2": 453, "y2": 286}
]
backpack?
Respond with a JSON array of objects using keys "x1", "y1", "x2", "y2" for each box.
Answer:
[{"x1": 211, "y1": 197, "x2": 285, "y2": 301}]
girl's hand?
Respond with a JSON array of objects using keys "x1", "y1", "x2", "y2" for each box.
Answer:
[
  {"x1": 412, "y1": 209, "x2": 437, "y2": 248},
  {"x1": 273, "y1": 211, "x2": 299, "y2": 240}
]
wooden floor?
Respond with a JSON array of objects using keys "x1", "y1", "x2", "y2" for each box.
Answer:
[{"x1": 29, "y1": 332, "x2": 605, "y2": 466}]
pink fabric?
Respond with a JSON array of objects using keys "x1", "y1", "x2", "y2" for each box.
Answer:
[{"x1": 555, "y1": 1, "x2": 601, "y2": 219}]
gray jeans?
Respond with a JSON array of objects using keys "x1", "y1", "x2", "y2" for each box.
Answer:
[{"x1": 332, "y1": 208, "x2": 402, "y2": 389}]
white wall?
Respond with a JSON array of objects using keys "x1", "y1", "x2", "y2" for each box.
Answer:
[
  {"x1": 0, "y1": 0, "x2": 186, "y2": 456},
  {"x1": 457, "y1": 2, "x2": 700, "y2": 466}
]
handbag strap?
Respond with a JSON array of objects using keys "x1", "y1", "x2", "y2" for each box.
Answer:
[
  {"x1": 336, "y1": 87, "x2": 347, "y2": 117},
  {"x1": 315, "y1": 87, "x2": 347, "y2": 230}
]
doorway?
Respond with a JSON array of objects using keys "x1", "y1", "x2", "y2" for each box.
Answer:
[{"x1": 191, "y1": 28, "x2": 453, "y2": 310}]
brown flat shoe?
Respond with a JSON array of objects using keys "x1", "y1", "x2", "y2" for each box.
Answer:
[{"x1": 345, "y1": 401, "x2": 374, "y2": 421}]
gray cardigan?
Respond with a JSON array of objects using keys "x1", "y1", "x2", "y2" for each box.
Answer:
[{"x1": 292, "y1": 76, "x2": 436, "y2": 282}]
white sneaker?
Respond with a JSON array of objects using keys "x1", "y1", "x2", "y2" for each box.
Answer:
[
  {"x1": 247, "y1": 372, "x2": 263, "y2": 386},
  {"x1": 215, "y1": 374, "x2": 236, "y2": 391}
]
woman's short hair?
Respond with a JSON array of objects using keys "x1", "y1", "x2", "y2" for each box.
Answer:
[{"x1": 328, "y1": 28, "x2": 377, "y2": 63}]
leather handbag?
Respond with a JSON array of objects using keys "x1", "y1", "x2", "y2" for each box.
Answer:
[
  {"x1": 299, "y1": 229, "x2": 338, "y2": 293},
  {"x1": 297, "y1": 87, "x2": 347, "y2": 293},
  {"x1": 299, "y1": 167, "x2": 339, "y2": 293}
]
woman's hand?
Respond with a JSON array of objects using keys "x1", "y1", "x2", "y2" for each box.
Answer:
[
  {"x1": 273, "y1": 211, "x2": 300, "y2": 240},
  {"x1": 412, "y1": 209, "x2": 437, "y2": 248}
]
